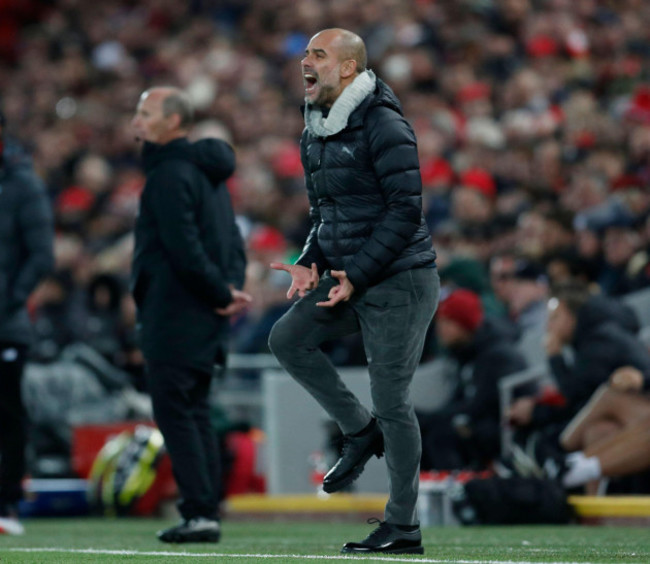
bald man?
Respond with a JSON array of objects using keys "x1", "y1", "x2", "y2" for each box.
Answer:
[
  {"x1": 269, "y1": 29, "x2": 438, "y2": 555},
  {"x1": 131, "y1": 87, "x2": 251, "y2": 543}
]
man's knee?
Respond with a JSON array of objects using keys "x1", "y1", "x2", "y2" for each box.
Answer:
[
  {"x1": 268, "y1": 317, "x2": 291, "y2": 359},
  {"x1": 374, "y1": 402, "x2": 418, "y2": 434},
  {"x1": 372, "y1": 384, "x2": 412, "y2": 418}
]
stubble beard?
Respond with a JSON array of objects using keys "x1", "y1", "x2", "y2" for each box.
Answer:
[{"x1": 309, "y1": 83, "x2": 339, "y2": 108}]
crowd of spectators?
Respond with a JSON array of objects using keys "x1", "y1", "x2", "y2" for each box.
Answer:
[{"x1": 2, "y1": 0, "x2": 650, "y2": 382}]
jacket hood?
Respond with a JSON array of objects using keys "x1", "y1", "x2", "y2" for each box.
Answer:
[
  {"x1": 574, "y1": 294, "x2": 640, "y2": 346},
  {"x1": 347, "y1": 77, "x2": 404, "y2": 130},
  {"x1": 142, "y1": 137, "x2": 235, "y2": 185},
  {"x1": 371, "y1": 78, "x2": 404, "y2": 115},
  {"x1": 301, "y1": 74, "x2": 404, "y2": 134}
]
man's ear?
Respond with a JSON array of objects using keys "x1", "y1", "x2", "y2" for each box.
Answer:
[
  {"x1": 340, "y1": 59, "x2": 357, "y2": 79},
  {"x1": 168, "y1": 113, "x2": 182, "y2": 131}
]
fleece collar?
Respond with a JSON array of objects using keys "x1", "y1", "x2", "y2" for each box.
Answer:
[{"x1": 304, "y1": 70, "x2": 376, "y2": 138}]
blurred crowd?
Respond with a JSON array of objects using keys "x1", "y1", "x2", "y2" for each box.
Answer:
[{"x1": 2, "y1": 0, "x2": 650, "y2": 380}]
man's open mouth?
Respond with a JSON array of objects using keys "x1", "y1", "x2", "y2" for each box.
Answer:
[{"x1": 303, "y1": 72, "x2": 318, "y2": 95}]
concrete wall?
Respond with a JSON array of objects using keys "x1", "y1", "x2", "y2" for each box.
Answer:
[{"x1": 262, "y1": 362, "x2": 454, "y2": 495}]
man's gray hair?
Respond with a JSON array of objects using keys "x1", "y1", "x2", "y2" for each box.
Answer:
[{"x1": 162, "y1": 90, "x2": 194, "y2": 129}]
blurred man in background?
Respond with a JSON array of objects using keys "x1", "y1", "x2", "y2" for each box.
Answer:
[
  {"x1": 0, "y1": 109, "x2": 54, "y2": 534},
  {"x1": 507, "y1": 282, "x2": 645, "y2": 476},
  {"x1": 131, "y1": 87, "x2": 251, "y2": 543}
]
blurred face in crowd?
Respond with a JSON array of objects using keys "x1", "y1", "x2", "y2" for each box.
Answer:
[
  {"x1": 132, "y1": 89, "x2": 181, "y2": 145},
  {"x1": 451, "y1": 187, "x2": 493, "y2": 224},
  {"x1": 499, "y1": 0, "x2": 530, "y2": 22},
  {"x1": 541, "y1": 218, "x2": 574, "y2": 256},
  {"x1": 546, "y1": 259, "x2": 572, "y2": 287},
  {"x1": 301, "y1": 29, "x2": 358, "y2": 107},
  {"x1": 508, "y1": 278, "x2": 548, "y2": 316},
  {"x1": 576, "y1": 228, "x2": 600, "y2": 259},
  {"x1": 516, "y1": 210, "x2": 545, "y2": 258},
  {"x1": 489, "y1": 255, "x2": 516, "y2": 303},
  {"x1": 436, "y1": 316, "x2": 470, "y2": 348},
  {"x1": 603, "y1": 226, "x2": 640, "y2": 267},
  {"x1": 546, "y1": 297, "x2": 576, "y2": 345}
]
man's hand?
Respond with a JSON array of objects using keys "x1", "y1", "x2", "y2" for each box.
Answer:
[
  {"x1": 270, "y1": 262, "x2": 319, "y2": 299},
  {"x1": 215, "y1": 288, "x2": 253, "y2": 316},
  {"x1": 507, "y1": 396, "x2": 536, "y2": 427},
  {"x1": 610, "y1": 366, "x2": 644, "y2": 393},
  {"x1": 317, "y1": 270, "x2": 354, "y2": 307}
]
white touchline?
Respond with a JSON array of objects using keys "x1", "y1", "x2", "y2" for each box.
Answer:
[{"x1": 3, "y1": 547, "x2": 595, "y2": 564}]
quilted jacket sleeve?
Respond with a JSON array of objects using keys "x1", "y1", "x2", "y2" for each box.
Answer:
[{"x1": 344, "y1": 105, "x2": 423, "y2": 291}]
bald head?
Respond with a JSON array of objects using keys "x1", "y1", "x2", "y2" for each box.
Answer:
[
  {"x1": 146, "y1": 87, "x2": 194, "y2": 129},
  {"x1": 132, "y1": 86, "x2": 193, "y2": 145},
  {"x1": 316, "y1": 28, "x2": 367, "y2": 73}
]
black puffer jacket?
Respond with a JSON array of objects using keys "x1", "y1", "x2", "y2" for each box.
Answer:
[
  {"x1": 296, "y1": 78, "x2": 436, "y2": 291},
  {"x1": 0, "y1": 139, "x2": 54, "y2": 344}
]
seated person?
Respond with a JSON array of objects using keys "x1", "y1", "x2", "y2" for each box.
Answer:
[
  {"x1": 507, "y1": 282, "x2": 642, "y2": 440},
  {"x1": 418, "y1": 289, "x2": 528, "y2": 471}
]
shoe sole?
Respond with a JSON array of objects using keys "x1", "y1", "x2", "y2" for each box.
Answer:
[
  {"x1": 158, "y1": 531, "x2": 220, "y2": 543},
  {"x1": 322, "y1": 448, "x2": 384, "y2": 494},
  {"x1": 341, "y1": 546, "x2": 424, "y2": 555}
]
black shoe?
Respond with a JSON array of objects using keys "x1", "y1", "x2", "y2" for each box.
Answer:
[
  {"x1": 157, "y1": 517, "x2": 221, "y2": 543},
  {"x1": 322, "y1": 418, "x2": 384, "y2": 494},
  {"x1": 341, "y1": 518, "x2": 423, "y2": 554}
]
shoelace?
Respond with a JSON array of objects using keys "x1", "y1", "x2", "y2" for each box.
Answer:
[{"x1": 363, "y1": 518, "x2": 392, "y2": 543}]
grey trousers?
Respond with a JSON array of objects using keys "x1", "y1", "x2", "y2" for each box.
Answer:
[{"x1": 268, "y1": 267, "x2": 439, "y2": 524}]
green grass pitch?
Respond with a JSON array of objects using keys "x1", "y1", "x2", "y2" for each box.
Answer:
[{"x1": 0, "y1": 518, "x2": 648, "y2": 563}]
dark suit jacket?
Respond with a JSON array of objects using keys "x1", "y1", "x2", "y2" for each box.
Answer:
[{"x1": 131, "y1": 138, "x2": 246, "y2": 372}]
